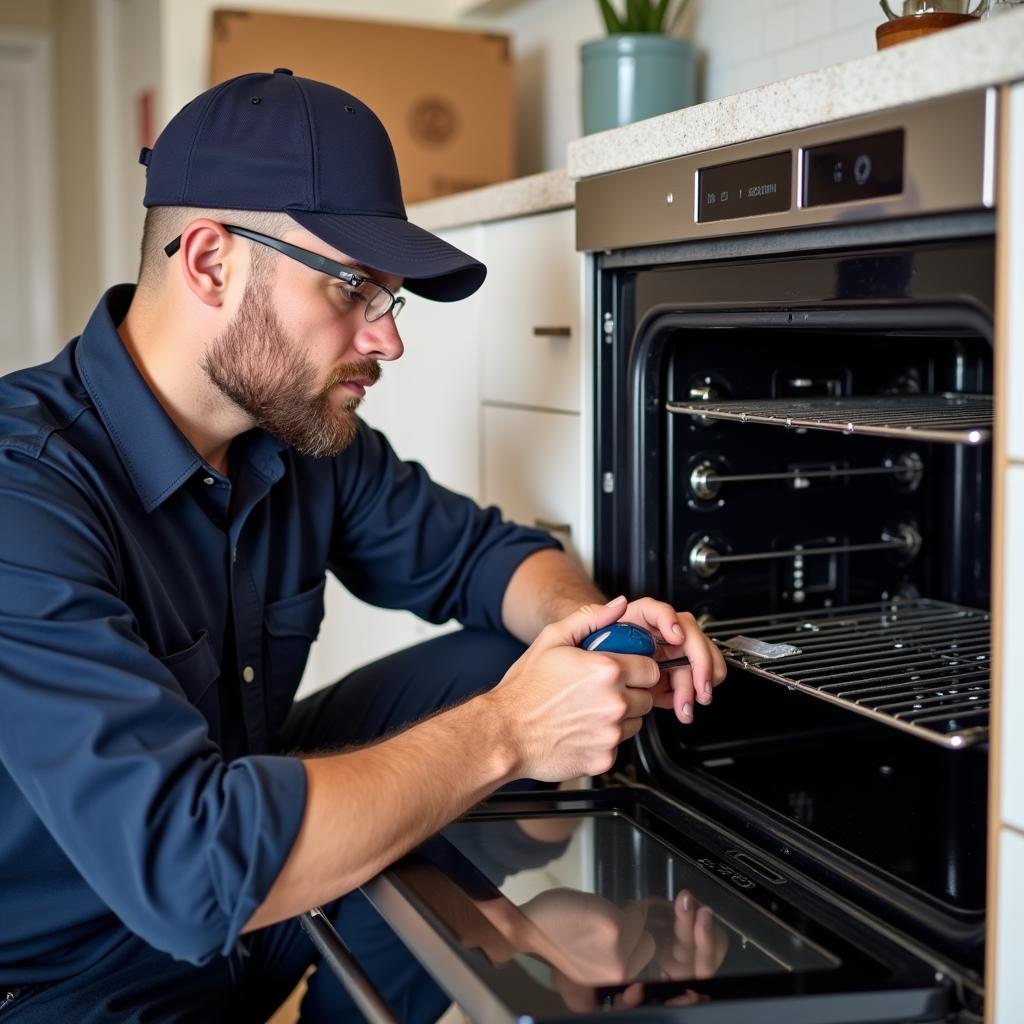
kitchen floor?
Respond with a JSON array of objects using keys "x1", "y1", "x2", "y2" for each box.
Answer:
[{"x1": 267, "y1": 978, "x2": 467, "y2": 1024}]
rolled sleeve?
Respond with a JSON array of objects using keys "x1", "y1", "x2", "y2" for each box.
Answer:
[
  {"x1": 0, "y1": 451, "x2": 306, "y2": 964},
  {"x1": 329, "y1": 421, "x2": 561, "y2": 631}
]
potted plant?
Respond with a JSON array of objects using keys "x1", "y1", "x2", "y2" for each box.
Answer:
[{"x1": 581, "y1": 0, "x2": 697, "y2": 136}]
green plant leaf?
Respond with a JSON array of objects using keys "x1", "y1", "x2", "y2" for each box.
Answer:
[
  {"x1": 626, "y1": 0, "x2": 647, "y2": 32},
  {"x1": 597, "y1": 0, "x2": 624, "y2": 33},
  {"x1": 650, "y1": 0, "x2": 671, "y2": 31}
]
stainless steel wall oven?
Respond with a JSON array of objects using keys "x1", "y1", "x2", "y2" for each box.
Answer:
[
  {"x1": 337, "y1": 90, "x2": 999, "y2": 1024},
  {"x1": 579, "y1": 89, "x2": 996, "y2": 1019}
]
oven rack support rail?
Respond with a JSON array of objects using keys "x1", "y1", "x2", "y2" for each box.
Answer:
[
  {"x1": 666, "y1": 393, "x2": 992, "y2": 445},
  {"x1": 703, "y1": 599, "x2": 990, "y2": 748}
]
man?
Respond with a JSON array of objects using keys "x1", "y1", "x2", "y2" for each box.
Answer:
[{"x1": 0, "y1": 71, "x2": 725, "y2": 1022}]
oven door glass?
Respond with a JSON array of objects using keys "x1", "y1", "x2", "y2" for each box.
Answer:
[{"x1": 361, "y1": 787, "x2": 951, "y2": 1023}]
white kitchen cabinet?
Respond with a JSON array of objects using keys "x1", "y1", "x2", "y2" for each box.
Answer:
[
  {"x1": 299, "y1": 208, "x2": 589, "y2": 698},
  {"x1": 298, "y1": 226, "x2": 485, "y2": 698},
  {"x1": 482, "y1": 404, "x2": 582, "y2": 561},
  {"x1": 994, "y1": 828, "x2": 1024, "y2": 1023},
  {"x1": 478, "y1": 209, "x2": 581, "y2": 412},
  {"x1": 359, "y1": 224, "x2": 485, "y2": 503},
  {"x1": 1001, "y1": 465, "x2": 1024, "y2": 832}
]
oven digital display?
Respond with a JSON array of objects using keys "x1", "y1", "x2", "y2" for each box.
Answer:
[
  {"x1": 802, "y1": 128, "x2": 904, "y2": 207},
  {"x1": 697, "y1": 151, "x2": 792, "y2": 223}
]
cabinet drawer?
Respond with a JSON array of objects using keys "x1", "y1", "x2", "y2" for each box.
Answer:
[
  {"x1": 482, "y1": 404, "x2": 580, "y2": 558},
  {"x1": 479, "y1": 209, "x2": 581, "y2": 412}
]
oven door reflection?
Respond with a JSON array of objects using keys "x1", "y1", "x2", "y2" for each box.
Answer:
[{"x1": 389, "y1": 812, "x2": 837, "y2": 1013}]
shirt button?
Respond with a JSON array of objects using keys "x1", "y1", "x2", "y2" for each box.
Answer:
[
  {"x1": 242, "y1": 665, "x2": 255, "y2": 684},
  {"x1": 202, "y1": 476, "x2": 215, "y2": 486}
]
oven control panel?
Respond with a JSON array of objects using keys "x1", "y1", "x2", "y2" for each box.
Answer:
[
  {"x1": 697, "y1": 151, "x2": 792, "y2": 222},
  {"x1": 803, "y1": 128, "x2": 905, "y2": 208},
  {"x1": 696, "y1": 130, "x2": 907, "y2": 225},
  {"x1": 576, "y1": 89, "x2": 994, "y2": 251}
]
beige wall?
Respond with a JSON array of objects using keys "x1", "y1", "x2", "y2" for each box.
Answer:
[
  {"x1": 54, "y1": 0, "x2": 101, "y2": 341},
  {"x1": 0, "y1": 0, "x2": 55, "y2": 31}
]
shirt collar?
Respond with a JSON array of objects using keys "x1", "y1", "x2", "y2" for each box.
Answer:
[{"x1": 75, "y1": 285, "x2": 286, "y2": 513}]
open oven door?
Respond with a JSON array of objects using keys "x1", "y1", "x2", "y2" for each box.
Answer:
[{"x1": 354, "y1": 786, "x2": 952, "y2": 1023}]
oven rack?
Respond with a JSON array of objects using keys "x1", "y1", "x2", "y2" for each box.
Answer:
[
  {"x1": 703, "y1": 599, "x2": 990, "y2": 749},
  {"x1": 665, "y1": 393, "x2": 992, "y2": 445}
]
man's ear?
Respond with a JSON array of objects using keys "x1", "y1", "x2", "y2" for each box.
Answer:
[{"x1": 176, "y1": 219, "x2": 235, "y2": 307}]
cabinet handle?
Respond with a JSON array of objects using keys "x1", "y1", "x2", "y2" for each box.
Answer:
[
  {"x1": 535, "y1": 518, "x2": 572, "y2": 535},
  {"x1": 300, "y1": 909, "x2": 398, "y2": 1024},
  {"x1": 532, "y1": 326, "x2": 572, "y2": 337}
]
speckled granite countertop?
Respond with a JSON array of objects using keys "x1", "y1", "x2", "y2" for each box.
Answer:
[
  {"x1": 568, "y1": 10, "x2": 1024, "y2": 180},
  {"x1": 406, "y1": 169, "x2": 573, "y2": 232}
]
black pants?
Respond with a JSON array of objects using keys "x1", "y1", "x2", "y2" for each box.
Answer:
[{"x1": 5, "y1": 628, "x2": 526, "y2": 1024}]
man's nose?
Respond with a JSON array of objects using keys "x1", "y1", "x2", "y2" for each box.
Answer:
[{"x1": 354, "y1": 313, "x2": 404, "y2": 362}]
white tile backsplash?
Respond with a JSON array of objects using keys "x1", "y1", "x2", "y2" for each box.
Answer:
[
  {"x1": 697, "y1": 0, "x2": 879, "y2": 101},
  {"x1": 762, "y1": 3, "x2": 798, "y2": 52},
  {"x1": 833, "y1": 0, "x2": 879, "y2": 30},
  {"x1": 795, "y1": 0, "x2": 836, "y2": 41}
]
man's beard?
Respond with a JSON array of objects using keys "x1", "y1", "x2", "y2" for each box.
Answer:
[{"x1": 202, "y1": 277, "x2": 381, "y2": 458}]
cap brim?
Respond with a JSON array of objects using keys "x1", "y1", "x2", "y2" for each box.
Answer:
[{"x1": 287, "y1": 209, "x2": 486, "y2": 301}]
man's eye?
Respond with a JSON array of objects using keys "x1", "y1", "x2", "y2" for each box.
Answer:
[{"x1": 336, "y1": 283, "x2": 367, "y2": 304}]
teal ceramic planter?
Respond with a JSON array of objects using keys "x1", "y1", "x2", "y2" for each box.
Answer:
[{"x1": 581, "y1": 34, "x2": 697, "y2": 136}]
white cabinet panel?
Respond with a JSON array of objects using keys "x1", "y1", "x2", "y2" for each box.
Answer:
[
  {"x1": 1002, "y1": 466, "x2": 1024, "y2": 831},
  {"x1": 300, "y1": 226, "x2": 482, "y2": 696},
  {"x1": 361, "y1": 225, "x2": 484, "y2": 502},
  {"x1": 479, "y1": 209, "x2": 581, "y2": 412},
  {"x1": 1007, "y1": 83, "x2": 1024, "y2": 461},
  {"x1": 482, "y1": 404, "x2": 581, "y2": 559},
  {"x1": 994, "y1": 829, "x2": 1024, "y2": 1023}
]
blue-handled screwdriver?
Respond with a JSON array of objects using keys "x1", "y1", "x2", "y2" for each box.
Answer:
[{"x1": 579, "y1": 622, "x2": 691, "y2": 670}]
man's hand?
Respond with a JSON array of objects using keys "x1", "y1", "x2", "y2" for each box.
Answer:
[
  {"x1": 483, "y1": 596, "x2": 660, "y2": 781},
  {"x1": 617, "y1": 597, "x2": 728, "y2": 724}
]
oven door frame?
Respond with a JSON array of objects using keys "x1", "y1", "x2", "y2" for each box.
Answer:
[{"x1": 359, "y1": 785, "x2": 953, "y2": 1023}]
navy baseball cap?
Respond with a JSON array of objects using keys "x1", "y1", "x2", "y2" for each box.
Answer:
[{"x1": 139, "y1": 68, "x2": 486, "y2": 301}]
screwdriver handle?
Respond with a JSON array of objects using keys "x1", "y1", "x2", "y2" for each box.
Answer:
[
  {"x1": 580, "y1": 622, "x2": 690, "y2": 670},
  {"x1": 581, "y1": 622, "x2": 657, "y2": 656}
]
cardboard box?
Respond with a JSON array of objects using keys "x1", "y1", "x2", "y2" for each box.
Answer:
[{"x1": 210, "y1": 9, "x2": 515, "y2": 204}]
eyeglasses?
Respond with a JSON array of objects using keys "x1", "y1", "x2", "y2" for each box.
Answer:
[{"x1": 164, "y1": 224, "x2": 406, "y2": 323}]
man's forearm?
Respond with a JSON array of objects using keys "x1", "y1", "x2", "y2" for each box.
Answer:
[
  {"x1": 242, "y1": 691, "x2": 518, "y2": 933},
  {"x1": 501, "y1": 548, "x2": 606, "y2": 644}
]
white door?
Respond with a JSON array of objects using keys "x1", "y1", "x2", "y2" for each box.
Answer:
[{"x1": 0, "y1": 32, "x2": 57, "y2": 377}]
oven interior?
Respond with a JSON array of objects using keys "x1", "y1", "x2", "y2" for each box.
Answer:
[{"x1": 598, "y1": 243, "x2": 994, "y2": 984}]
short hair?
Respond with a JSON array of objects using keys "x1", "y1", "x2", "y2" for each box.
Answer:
[{"x1": 137, "y1": 207, "x2": 297, "y2": 289}]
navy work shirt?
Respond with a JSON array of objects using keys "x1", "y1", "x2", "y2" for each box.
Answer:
[{"x1": 0, "y1": 285, "x2": 558, "y2": 982}]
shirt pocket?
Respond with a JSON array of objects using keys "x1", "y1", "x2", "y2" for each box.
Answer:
[
  {"x1": 264, "y1": 578, "x2": 326, "y2": 734},
  {"x1": 159, "y1": 629, "x2": 222, "y2": 734}
]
